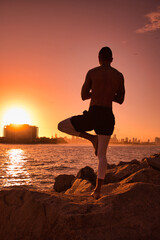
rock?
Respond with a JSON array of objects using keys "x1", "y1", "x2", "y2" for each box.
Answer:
[
  {"x1": 140, "y1": 158, "x2": 150, "y2": 168},
  {"x1": 107, "y1": 163, "x2": 116, "y2": 169},
  {"x1": 146, "y1": 154, "x2": 160, "y2": 171},
  {"x1": 118, "y1": 159, "x2": 140, "y2": 166},
  {"x1": 121, "y1": 167, "x2": 160, "y2": 185},
  {"x1": 104, "y1": 163, "x2": 142, "y2": 184},
  {"x1": 1, "y1": 183, "x2": 160, "y2": 240},
  {"x1": 54, "y1": 174, "x2": 75, "y2": 192},
  {"x1": 99, "y1": 182, "x2": 160, "y2": 239},
  {"x1": 65, "y1": 179, "x2": 93, "y2": 194},
  {"x1": 75, "y1": 166, "x2": 96, "y2": 186},
  {"x1": 1, "y1": 153, "x2": 160, "y2": 240}
]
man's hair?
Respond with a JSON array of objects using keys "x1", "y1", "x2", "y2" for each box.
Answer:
[{"x1": 99, "y1": 47, "x2": 113, "y2": 62}]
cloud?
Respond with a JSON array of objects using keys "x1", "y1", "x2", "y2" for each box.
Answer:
[{"x1": 136, "y1": 6, "x2": 160, "y2": 33}]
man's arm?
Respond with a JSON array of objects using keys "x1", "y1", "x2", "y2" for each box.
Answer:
[
  {"x1": 113, "y1": 75, "x2": 125, "y2": 104},
  {"x1": 81, "y1": 71, "x2": 92, "y2": 100}
]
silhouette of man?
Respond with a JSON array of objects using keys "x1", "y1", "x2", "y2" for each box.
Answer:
[{"x1": 58, "y1": 47, "x2": 125, "y2": 199}]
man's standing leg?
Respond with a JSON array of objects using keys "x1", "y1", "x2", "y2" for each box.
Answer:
[{"x1": 91, "y1": 135, "x2": 110, "y2": 199}]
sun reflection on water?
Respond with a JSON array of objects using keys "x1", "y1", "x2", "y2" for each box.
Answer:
[{"x1": 3, "y1": 148, "x2": 31, "y2": 187}]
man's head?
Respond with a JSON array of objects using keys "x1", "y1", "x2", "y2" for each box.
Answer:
[{"x1": 98, "y1": 47, "x2": 113, "y2": 65}]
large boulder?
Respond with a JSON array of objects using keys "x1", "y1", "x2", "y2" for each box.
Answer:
[
  {"x1": 121, "y1": 167, "x2": 160, "y2": 185},
  {"x1": 104, "y1": 162, "x2": 142, "y2": 184},
  {"x1": 118, "y1": 159, "x2": 140, "y2": 166},
  {"x1": 146, "y1": 154, "x2": 160, "y2": 171},
  {"x1": 140, "y1": 158, "x2": 150, "y2": 168},
  {"x1": 54, "y1": 174, "x2": 75, "y2": 192},
  {"x1": 75, "y1": 166, "x2": 96, "y2": 186},
  {"x1": 1, "y1": 183, "x2": 160, "y2": 240},
  {"x1": 107, "y1": 163, "x2": 116, "y2": 169},
  {"x1": 65, "y1": 178, "x2": 93, "y2": 195}
]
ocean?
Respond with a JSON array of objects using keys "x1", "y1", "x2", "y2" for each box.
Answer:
[{"x1": 0, "y1": 143, "x2": 160, "y2": 191}]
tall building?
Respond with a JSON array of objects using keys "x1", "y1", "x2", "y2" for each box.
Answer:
[
  {"x1": 125, "y1": 137, "x2": 128, "y2": 143},
  {"x1": 155, "y1": 137, "x2": 160, "y2": 145},
  {"x1": 110, "y1": 134, "x2": 118, "y2": 143},
  {"x1": 4, "y1": 124, "x2": 38, "y2": 143}
]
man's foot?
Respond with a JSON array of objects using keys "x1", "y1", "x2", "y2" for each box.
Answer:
[
  {"x1": 91, "y1": 190, "x2": 101, "y2": 200},
  {"x1": 92, "y1": 135, "x2": 98, "y2": 156}
]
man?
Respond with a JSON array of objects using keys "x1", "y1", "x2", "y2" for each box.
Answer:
[{"x1": 58, "y1": 47, "x2": 125, "y2": 199}]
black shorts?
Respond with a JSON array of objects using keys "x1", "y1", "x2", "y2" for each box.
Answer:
[{"x1": 70, "y1": 105, "x2": 115, "y2": 135}]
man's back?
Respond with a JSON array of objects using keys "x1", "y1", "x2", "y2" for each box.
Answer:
[{"x1": 82, "y1": 65, "x2": 125, "y2": 108}]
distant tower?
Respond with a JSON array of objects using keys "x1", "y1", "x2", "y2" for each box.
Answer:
[
  {"x1": 112, "y1": 134, "x2": 118, "y2": 143},
  {"x1": 125, "y1": 137, "x2": 128, "y2": 143}
]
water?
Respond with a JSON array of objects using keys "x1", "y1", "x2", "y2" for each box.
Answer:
[{"x1": 0, "y1": 143, "x2": 160, "y2": 191}]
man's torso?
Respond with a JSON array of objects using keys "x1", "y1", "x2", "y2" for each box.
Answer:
[{"x1": 88, "y1": 65, "x2": 124, "y2": 108}]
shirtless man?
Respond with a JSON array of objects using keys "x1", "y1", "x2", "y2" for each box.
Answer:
[{"x1": 58, "y1": 47, "x2": 125, "y2": 199}]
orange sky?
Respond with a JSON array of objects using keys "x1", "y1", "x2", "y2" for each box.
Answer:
[{"x1": 1, "y1": 0, "x2": 160, "y2": 141}]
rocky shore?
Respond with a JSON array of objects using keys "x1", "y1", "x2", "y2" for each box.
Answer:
[{"x1": 0, "y1": 153, "x2": 160, "y2": 240}]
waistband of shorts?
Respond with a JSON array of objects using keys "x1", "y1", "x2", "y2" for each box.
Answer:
[{"x1": 89, "y1": 105, "x2": 113, "y2": 112}]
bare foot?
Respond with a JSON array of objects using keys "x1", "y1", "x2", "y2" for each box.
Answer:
[
  {"x1": 92, "y1": 135, "x2": 98, "y2": 156},
  {"x1": 91, "y1": 191, "x2": 101, "y2": 200}
]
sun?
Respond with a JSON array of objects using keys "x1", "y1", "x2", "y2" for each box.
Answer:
[{"x1": 2, "y1": 107, "x2": 31, "y2": 126}]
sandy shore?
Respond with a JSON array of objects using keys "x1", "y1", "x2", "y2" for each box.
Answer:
[{"x1": 0, "y1": 153, "x2": 160, "y2": 240}]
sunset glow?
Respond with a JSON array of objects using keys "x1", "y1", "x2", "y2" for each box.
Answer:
[
  {"x1": 0, "y1": 0, "x2": 160, "y2": 141},
  {"x1": 2, "y1": 107, "x2": 31, "y2": 127}
]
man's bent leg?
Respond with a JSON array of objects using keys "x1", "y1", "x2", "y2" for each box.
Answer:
[
  {"x1": 58, "y1": 118, "x2": 98, "y2": 153},
  {"x1": 58, "y1": 118, "x2": 80, "y2": 136},
  {"x1": 92, "y1": 135, "x2": 110, "y2": 199}
]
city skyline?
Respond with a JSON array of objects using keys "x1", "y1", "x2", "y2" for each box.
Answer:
[
  {"x1": 1, "y1": 124, "x2": 160, "y2": 145},
  {"x1": 1, "y1": 0, "x2": 160, "y2": 141},
  {"x1": 50, "y1": 133, "x2": 160, "y2": 145}
]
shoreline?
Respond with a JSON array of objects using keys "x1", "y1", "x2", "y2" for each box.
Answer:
[{"x1": 0, "y1": 142, "x2": 159, "y2": 146}]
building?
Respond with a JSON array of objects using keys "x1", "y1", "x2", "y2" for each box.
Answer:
[
  {"x1": 4, "y1": 124, "x2": 38, "y2": 143},
  {"x1": 110, "y1": 134, "x2": 119, "y2": 143},
  {"x1": 155, "y1": 137, "x2": 160, "y2": 145}
]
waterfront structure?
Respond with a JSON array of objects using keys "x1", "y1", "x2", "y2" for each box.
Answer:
[
  {"x1": 110, "y1": 134, "x2": 119, "y2": 143},
  {"x1": 155, "y1": 137, "x2": 160, "y2": 145},
  {"x1": 3, "y1": 124, "x2": 38, "y2": 143}
]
